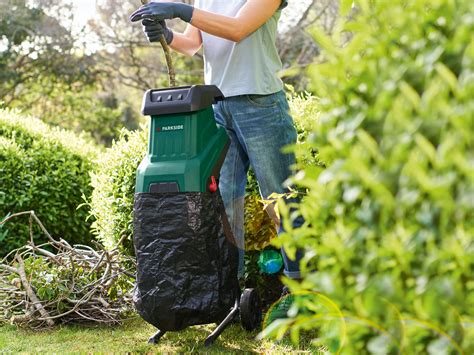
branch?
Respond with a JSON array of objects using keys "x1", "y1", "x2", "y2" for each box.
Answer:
[
  {"x1": 140, "y1": 0, "x2": 176, "y2": 87},
  {"x1": 16, "y1": 255, "x2": 55, "y2": 327}
]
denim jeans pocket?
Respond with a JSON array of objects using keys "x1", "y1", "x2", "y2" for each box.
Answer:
[{"x1": 245, "y1": 93, "x2": 278, "y2": 108}]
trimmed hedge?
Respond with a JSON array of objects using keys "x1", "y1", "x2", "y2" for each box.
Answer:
[
  {"x1": 269, "y1": 0, "x2": 474, "y2": 352},
  {"x1": 0, "y1": 110, "x2": 98, "y2": 256}
]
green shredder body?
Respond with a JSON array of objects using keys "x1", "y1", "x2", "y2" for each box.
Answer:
[{"x1": 135, "y1": 85, "x2": 228, "y2": 193}]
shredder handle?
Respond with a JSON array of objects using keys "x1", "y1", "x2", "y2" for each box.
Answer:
[{"x1": 142, "y1": 85, "x2": 225, "y2": 116}]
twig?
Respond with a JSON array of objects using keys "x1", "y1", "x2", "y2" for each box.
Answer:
[
  {"x1": 0, "y1": 264, "x2": 18, "y2": 273},
  {"x1": 1, "y1": 211, "x2": 33, "y2": 225},
  {"x1": 1, "y1": 211, "x2": 58, "y2": 245},
  {"x1": 25, "y1": 246, "x2": 57, "y2": 259}
]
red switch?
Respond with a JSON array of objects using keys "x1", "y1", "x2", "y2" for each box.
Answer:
[{"x1": 209, "y1": 176, "x2": 218, "y2": 193}]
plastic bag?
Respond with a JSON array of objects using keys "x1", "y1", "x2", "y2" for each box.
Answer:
[{"x1": 132, "y1": 192, "x2": 239, "y2": 331}]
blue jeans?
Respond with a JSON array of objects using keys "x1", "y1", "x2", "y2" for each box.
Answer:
[{"x1": 214, "y1": 90, "x2": 302, "y2": 279}]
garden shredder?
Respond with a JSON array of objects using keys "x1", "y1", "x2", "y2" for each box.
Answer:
[
  {"x1": 135, "y1": 85, "x2": 228, "y2": 194},
  {"x1": 132, "y1": 85, "x2": 262, "y2": 346}
]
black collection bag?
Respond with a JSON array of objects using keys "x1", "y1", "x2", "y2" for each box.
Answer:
[{"x1": 132, "y1": 192, "x2": 239, "y2": 331}]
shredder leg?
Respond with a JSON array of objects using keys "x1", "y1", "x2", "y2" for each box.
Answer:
[
  {"x1": 148, "y1": 329, "x2": 166, "y2": 344},
  {"x1": 204, "y1": 298, "x2": 240, "y2": 347}
]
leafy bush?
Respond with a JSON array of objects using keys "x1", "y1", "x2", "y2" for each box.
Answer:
[
  {"x1": 268, "y1": 0, "x2": 474, "y2": 352},
  {"x1": 286, "y1": 86, "x2": 322, "y2": 170},
  {"x1": 89, "y1": 128, "x2": 147, "y2": 253},
  {"x1": 0, "y1": 110, "x2": 98, "y2": 256}
]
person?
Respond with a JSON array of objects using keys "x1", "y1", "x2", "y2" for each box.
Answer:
[{"x1": 130, "y1": 0, "x2": 302, "y2": 288}]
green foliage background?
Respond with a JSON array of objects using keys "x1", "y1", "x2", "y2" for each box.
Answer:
[
  {"x1": 268, "y1": 0, "x2": 474, "y2": 352},
  {"x1": 0, "y1": 110, "x2": 98, "y2": 256},
  {"x1": 23, "y1": 83, "x2": 137, "y2": 147}
]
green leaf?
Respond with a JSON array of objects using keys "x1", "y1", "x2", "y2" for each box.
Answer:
[
  {"x1": 309, "y1": 27, "x2": 339, "y2": 58},
  {"x1": 414, "y1": 134, "x2": 437, "y2": 164},
  {"x1": 435, "y1": 63, "x2": 458, "y2": 92},
  {"x1": 399, "y1": 81, "x2": 421, "y2": 109},
  {"x1": 340, "y1": 0, "x2": 353, "y2": 16}
]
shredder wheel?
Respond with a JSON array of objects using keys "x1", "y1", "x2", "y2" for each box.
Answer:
[{"x1": 240, "y1": 288, "x2": 261, "y2": 331}]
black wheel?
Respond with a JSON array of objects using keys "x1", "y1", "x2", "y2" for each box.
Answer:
[{"x1": 240, "y1": 288, "x2": 262, "y2": 331}]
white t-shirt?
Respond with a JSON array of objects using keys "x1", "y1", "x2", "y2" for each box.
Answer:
[{"x1": 194, "y1": 0, "x2": 287, "y2": 97}]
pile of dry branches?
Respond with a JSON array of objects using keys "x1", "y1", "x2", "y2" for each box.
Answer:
[{"x1": 0, "y1": 211, "x2": 136, "y2": 329}]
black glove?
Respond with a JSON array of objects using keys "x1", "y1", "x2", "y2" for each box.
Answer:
[
  {"x1": 142, "y1": 19, "x2": 174, "y2": 44},
  {"x1": 130, "y1": 2, "x2": 194, "y2": 23}
]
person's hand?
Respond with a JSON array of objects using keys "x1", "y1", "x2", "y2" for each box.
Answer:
[
  {"x1": 130, "y1": 2, "x2": 194, "y2": 23},
  {"x1": 142, "y1": 19, "x2": 174, "y2": 44}
]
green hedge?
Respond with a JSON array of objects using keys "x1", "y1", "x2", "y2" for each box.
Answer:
[
  {"x1": 89, "y1": 128, "x2": 147, "y2": 253},
  {"x1": 0, "y1": 110, "x2": 98, "y2": 256},
  {"x1": 268, "y1": 0, "x2": 474, "y2": 352}
]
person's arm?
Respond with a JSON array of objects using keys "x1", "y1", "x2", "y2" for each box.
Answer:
[
  {"x1": 169, "y1": 24, "x2": 202, "y2": 57},
  {"x1": 190, "y1": 0, "x2": 283, "y2": 43},
  {"x1": 168, "y1": 0, "x2": 283, "y2": 55},
  {"x1": 131, "y1": 0, "x2": 284, "y2": 52}
]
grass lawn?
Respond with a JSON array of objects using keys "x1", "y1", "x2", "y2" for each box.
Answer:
[{"x1": 0, "y1": 316, "x2": 321, "y2": 353}]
